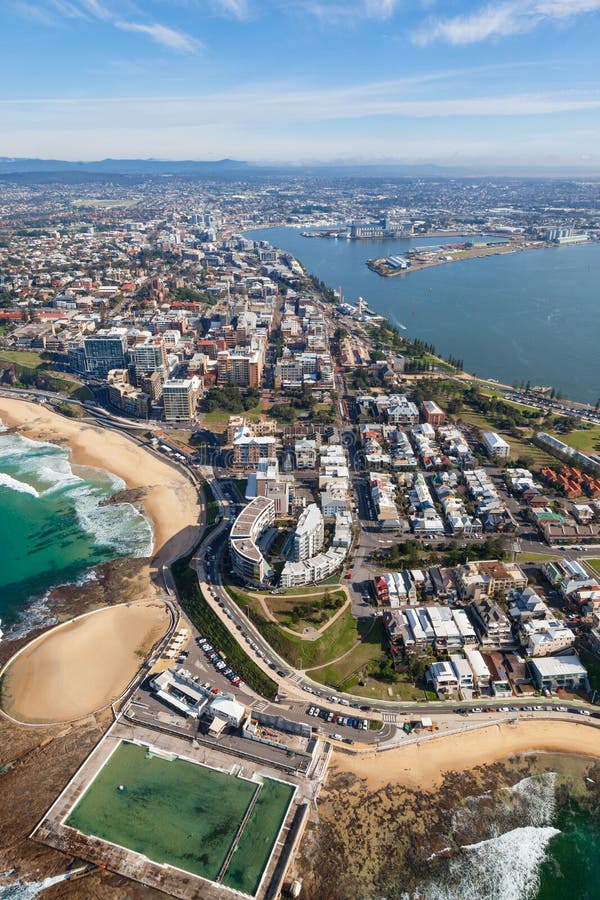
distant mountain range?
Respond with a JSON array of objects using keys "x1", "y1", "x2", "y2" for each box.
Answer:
[
  {"x1": 0, "y1": 156, "x2": 598, "y2": 179},
  {"x1": 0, "y1": 157, "x2": 250, "y2": 175}
]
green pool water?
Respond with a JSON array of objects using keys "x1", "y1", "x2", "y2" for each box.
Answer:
[
  {"x1": 65, "y1": 741, "x2": 294, "y2": 896},
  {"x1": 222, "y1": 777, "x2": 295, "y2": 896}
]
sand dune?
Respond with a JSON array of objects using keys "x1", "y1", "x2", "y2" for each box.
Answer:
[
  {"x1": 0, "y1": 397, "x2": 200, "y2": 564},
  {"x1": 1, "y1": 602, "x2": 169, "y2": 724},
  {"x1": 333, "y1": 719, "x2": 600, "y2": 790}
]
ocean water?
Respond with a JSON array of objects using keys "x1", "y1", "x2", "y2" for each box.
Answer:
[
  {"x1": 246, "y1": 226, "x2": 600, "y2": 404},
  {"x1": 409, "y1": 770, "x2": 600, "y2": 900},
  {"x1": 0, "y1": 426, "x2": 153, "y2": 634},
  {"x1": 0, "y1": 874, "x2": 75, "y2": 899}
]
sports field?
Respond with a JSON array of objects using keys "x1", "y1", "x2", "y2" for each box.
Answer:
[{"x1": 65, "y1": 741, "x2": 294, "y2": 895}]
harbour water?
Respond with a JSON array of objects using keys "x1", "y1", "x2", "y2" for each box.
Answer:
[
  {"x1": 0, "y1": 426, "x2": 153, "y2": 634},
  {"x1": 246, "y1": 226, "x2": 600, "y2": 404}
]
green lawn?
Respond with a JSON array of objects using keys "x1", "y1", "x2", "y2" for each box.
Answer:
[
  {"x1": 519, "y1": 551, "x2": 559, "y2": 563},
  {"x1": 0, "y1": 350, "x2": 45, "y2": 368},
  {"x1": 307, "y1": 644, "x2": 384, "y2": 693},
  {"x1": 349, "y1": 678, "x2": 435, "y2": 702},
  {"x1": 202, "y1": 402, "x2": 265, "y2": 434},
  {"x1": 161, "y1": 428, "x2": 194, "y2": 449},
  {"x1": 585, "y1": 559, "x2": 600, "y2": 572},
  {"x1": 227, "y1": 586, "x2": 358, "y2": 668},
  {"x1": 0, "y1": 351, "x2": 92, "y2": 401},
  {"x1": 266, "y1": 590, "x2": 346, "y2": 633},
  {"x1": 548, "y1": 426, "x2": 600, "y2": 455},
  {"x1": 458, "y1": 408, "x2": 555, "y2": 467}
]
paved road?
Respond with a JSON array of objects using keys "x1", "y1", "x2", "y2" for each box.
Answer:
[{"x1": 185, "y1": 466, "x2": 598, "y2": 745}]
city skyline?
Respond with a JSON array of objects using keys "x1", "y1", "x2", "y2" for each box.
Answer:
[{"x1": 2, "y1": 1, "x2": 600, "y2": 167}]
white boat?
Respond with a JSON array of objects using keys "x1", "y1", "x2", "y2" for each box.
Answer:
[{"x1": 0, "y1": 619, "x2": 3, "y2": 642}]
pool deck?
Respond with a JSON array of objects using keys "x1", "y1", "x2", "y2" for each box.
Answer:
[{"x1": 32, "y1": 720, "x2": 326, "y2": 899}]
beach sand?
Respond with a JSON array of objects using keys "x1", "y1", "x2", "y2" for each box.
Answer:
[
  {"x1": 333, "y1": 719, "x2": 600, "y2": 790},
  {"x1": 298, "y1": 725, "x2": 600, "y2": 899},
  {"x1": 1, "y1": 601, "x2": 170, "y2": 724},
  {"x1": 0, "y1": 397, "x2": 200, "y2": 565}
]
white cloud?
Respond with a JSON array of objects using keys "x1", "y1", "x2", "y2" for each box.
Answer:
[
  {"x1": 364, "y1": 0, "x2": 401, "y2": 18},
  {"x1": 46, "y1": 0, "x2": 90, "y2": 18},
  {"x1": 116, "y1": 21, "x2": 202, "y2": 53},
  {"x1": 211, "y1": 0, "x2": 250, "y2": 19},
  {"x1": 4, "y1": 82, "x2": 600, "y2": 123},
  {"x1": 14, "y1": 1, "x2": 202, "y2": 53},
  {"x1": 413, "y1": 0, "x2": 600, "y2": 46},
  {"x1": 78, "y1": 0, "x2": 111, "y2": 18}
]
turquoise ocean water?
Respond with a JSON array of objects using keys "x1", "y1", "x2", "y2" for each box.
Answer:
[{"x1": 0, "y1": 425, "x2": 153, "y2": 635}]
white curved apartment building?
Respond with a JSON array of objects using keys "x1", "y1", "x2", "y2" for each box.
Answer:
[{"x1": 229, "y1": 496, "x2": 275, "y2": 584}]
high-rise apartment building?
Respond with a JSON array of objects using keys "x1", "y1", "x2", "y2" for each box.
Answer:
[{"x1": 162, "y1": 377, "x2": 201, "y2": 422}]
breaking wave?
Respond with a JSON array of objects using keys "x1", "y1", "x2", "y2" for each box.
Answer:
[
  {"x1": 452, "y1": 772, "x2": 557, "y2": 839},
  {"x1": 0, "y1": 430, "x2": 153, "y2": 559},
  {"x1": 413, "y1": 826, "x2": 561, "y2": 900},
  {"x1": 0, "y1": 473, "x2": 39, "y2": 497},
  {"x1": 0, "y1": 871, "x2": 86, "y2": 898},
  {"x1": 409, "y1": 773, "x2": 561, "y2": 900}
]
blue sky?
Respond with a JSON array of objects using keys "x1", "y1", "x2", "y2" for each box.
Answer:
[{"x1": 2, "y1": 0, "x2": 600, "y2": 166}]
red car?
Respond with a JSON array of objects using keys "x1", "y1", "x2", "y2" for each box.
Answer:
[{"x1": 344, "y1": 573, "x2": 352, "y2": 579}]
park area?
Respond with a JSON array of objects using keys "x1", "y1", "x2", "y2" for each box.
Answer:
[{"x1": 65, "y1": 741, "x2": 294, "y2": 897}]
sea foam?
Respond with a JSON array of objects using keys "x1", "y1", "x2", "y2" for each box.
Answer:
[
  {"x1": 412, "y1": 826, "x2": 560, "y2": 900},
  {"x1": 0, "y1": 473, "x2": 40, "y2": 497},
  {"x1": 0, "y1": 430, "x2": 153, "y2": 559}
]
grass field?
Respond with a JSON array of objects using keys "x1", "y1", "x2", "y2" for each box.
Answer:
[
  {"x1": 306, "y1": 618, "x2": 434, "y2": 700},
  {"x1": 548, "y1": 426, "x2": 600, "y2": 455},
  {"x1": 229, "y1": 585, "x2": 347, "y2": 632},
  {"x1": 266, "y1": 590, "x2": 346, "y2": 633},
  {"x1": 350, "y1": 679, "x2": 436, "y2": 702},
  {"x1": 202, "y1": 402, "x2": 264, "y2": 434},
  {"x1": 585, "y1": 559, "x2": 600, "y2": 572},
  {"x1": 0, "y1": 351, "x2": 92, "y2": 401},
  {"x1": 458, "y1": 407, "x2": 556, "y2": 467},
  {"x1": 227, "y1": 586, "x2": 358, "y2": 668},
  {"x1": 66, "y1": 741, "x2": 292, "y2": 895},
  {"x1": 306, "y1": 619, "x2": 387, "y2": 690},
  {"x1": 519, "y1": 552, "x2": 559, "y2": 563}
]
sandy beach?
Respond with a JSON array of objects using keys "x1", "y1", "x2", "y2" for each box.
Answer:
[
  {"x1": 0, "y1": 397, "x2": 200, "y2": 564},
  {"x1": 333, "y1": 719, "x2": 600, "y2": 790},
  {"x1": 1, "y1": 601, "x2": 169, "y2": 723}
]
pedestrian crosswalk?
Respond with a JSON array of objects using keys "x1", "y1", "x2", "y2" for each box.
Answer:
[
  {"x1": 382, "y1": 713, "x2": 398, "y2": 723},
  {"x1": 252, "y1": 700, "x2": 270, "y2": 712},
  {"x1": 289, "y1": 672, "x2": 303, "y2": 683}
]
